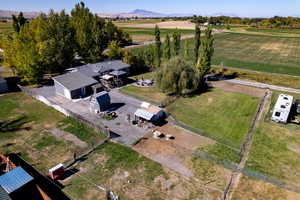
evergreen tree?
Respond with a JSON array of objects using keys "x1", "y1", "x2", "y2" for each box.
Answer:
[
  {"x1": 163, "y1": 34, "x2": 171, "y2": 60},
  {"x1": 194, "y1": 25, "x2": 201, "y2": 63},
  {"x1": 12, "y1": 12, "x2": 27, "y2": 33},
  {"x1": 197, "y1": 27, "x2": 214, "y2": 79},
  {"x1": 154, "y1": 25, "x2": 162, "y2": 67},
  {"x1": 173, "y1": 30, "x2": 181, "y2": 56}
]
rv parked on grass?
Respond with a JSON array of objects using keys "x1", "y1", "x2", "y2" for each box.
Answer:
[{"x1": 271, "y1": 94, "x2": 294, "y2": 123}]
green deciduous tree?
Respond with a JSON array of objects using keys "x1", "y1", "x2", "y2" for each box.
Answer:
[
  {"x1": 156, "y1": 57, "x2": 199, "y2": 96},
  {"x1": 196, "y1": 27, "x2": 214, "y2": 79},
  {"x1": 194, "y1": 25, "x2": 201, "y2": 63},
  {"x1": 107, "y1": 40, "x2": 123, "y2": 60},
  {"x1": 163, "y1": 34, "x2": 171, "y2": 60},
  {"x1": 173, "y1": 30, "x2": 181, "y2": 56},
  {"x1": 154, "y1": 25, "x2": 162, "y2": 67}
]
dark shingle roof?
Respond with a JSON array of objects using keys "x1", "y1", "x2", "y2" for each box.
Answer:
[
  {"x1": 78, "y1": 60, "x2": 130, "y2": 76},
  {"x1": 53, "y1": 71, "x2": 97, "y2": 91}
]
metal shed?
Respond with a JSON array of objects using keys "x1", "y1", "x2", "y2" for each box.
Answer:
[{"x1": 0, "y1": 167, "x2": 33, "y2": 194}]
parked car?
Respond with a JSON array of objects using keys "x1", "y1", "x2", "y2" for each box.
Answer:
[{"x1": 295, "y1": 99, "x2": 300, "y2": 114}]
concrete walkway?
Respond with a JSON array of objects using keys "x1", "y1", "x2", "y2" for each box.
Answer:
[{"x1": 224, "y1": 79, "x2": 300, "y2": 94}]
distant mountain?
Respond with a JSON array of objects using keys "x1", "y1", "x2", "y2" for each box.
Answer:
[
  {"x1": 97, "y1": 9, "x2": 194, "y2": 18},
  {"x1": 0, "y1": 10, "x2": 40, "y2": 18},
  {"x1": 211, "y1": 12, "x2": 240, "y2": 18},
  {"x1": 129, "y1": 9, "x2": 165, "y2": 17}
]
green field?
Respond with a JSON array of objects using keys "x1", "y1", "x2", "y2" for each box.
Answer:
[
  {"x1": 246, "y1": 27, "x2": 300, "y2": 34},
  {"x1": 129, "y1": 32, "x2": 300, "y2": 76},
  {"x1": 0, "y1": 21, "x2": 13, "y2": 37},
  {"x1": 121, "y1": 27, "x2": 195, "y2": 42},
  {"x1": 246, "y1": 92, "x2": 300, "y2": 188},
  {"x1": 167, "y1": 88, "x2": 259, "y2": 148}
]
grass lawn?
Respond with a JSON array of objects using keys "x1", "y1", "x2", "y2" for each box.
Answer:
[
  {"x1": 0, "y1": 93, "x2": 104, "y2": 173},
  {"x1": 62, "y1": 142, "x2": 212, "y2": 200},
  {"x1": 232, "y1": 175, "x2": 300, "y2": 200},
  {"x1": 246, "y1": 92, "x2": 300, "y2": 188},
  {"x1": 167, "y1": 88, "x2": 260, "y2": 148},
  {"x1": 120, "y1": 85, "x2": 168, "y2": 105}
]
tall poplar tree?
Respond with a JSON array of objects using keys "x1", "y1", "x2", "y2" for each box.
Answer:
[
  {"x1": 184, "y1": 40, "x2": 189, "y2": 61},
  {"x1": 173, "y1": 30, "x2": 181, "y2": 56},
  {"x1": 194, "y1": 25, "x2": 201, "y2": 63},
  {"x1": 154, "y1": 25, "x2": 162, "y2": 67},
  {"x1": 197, "y1": 27, "x2": 214, "y2": 79},
  {"x1": 163, "y1": 34, "x2": 171, "y2": 60}
]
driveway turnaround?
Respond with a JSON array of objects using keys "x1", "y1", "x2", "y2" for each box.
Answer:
[{"x1": 29, "y1": 86, "x2": 151, "y2": 146}]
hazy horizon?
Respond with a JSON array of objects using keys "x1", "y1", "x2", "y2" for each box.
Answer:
[{"x1": 1, "y1": 0, "x2": 300, "y2": 18}]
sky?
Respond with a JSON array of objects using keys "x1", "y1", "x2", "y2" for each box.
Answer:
[{"x1": 1, "y1": 0, "x2": 300, "y2": 17}]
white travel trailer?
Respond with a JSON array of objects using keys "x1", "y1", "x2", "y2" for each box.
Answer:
[{"x1": 271, "y1": 94, "x2": 294, "y2": 123}]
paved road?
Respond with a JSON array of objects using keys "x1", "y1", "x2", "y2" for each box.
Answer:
[{"x1": 223, "y1": 79, "x2": 300, "y2": 94}]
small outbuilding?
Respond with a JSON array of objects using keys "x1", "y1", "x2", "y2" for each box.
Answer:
[
  {"x1": 0, "y1": 78, "x2": 8, "y2": 94},
  {"x1": 134, "y1": 102, "x2": 165, "y2": 123},
  {"x1": 271, "y1": 94, "x2": 294, "y2": 123},
  {"x1": 90, "y1": 91, "x2": 111, "y2": 113},
  {"x1": 53, "y1": 71, "x2": 97, "y2": 100}
]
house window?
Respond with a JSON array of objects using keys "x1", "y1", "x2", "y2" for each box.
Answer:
[
  {"x1": 281, "y1": 105, "x2": 286, "y2": 109},
  {"x1": 284, "y1": 97, "x2": 288, "y2": 100},
  {"x1": 275, "y1": 112, "x2": 281, "y2": 117}
]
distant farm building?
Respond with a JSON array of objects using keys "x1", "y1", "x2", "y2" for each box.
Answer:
[
  {"x1": 53, "y1": 60, "x2": 130, "y2": 99},
  {"x1": 271, "y1": 94, "x2": 294, "y2": 123},
  {"x1": 0, "y1": 78, "x2": 8, "y2": 94}
]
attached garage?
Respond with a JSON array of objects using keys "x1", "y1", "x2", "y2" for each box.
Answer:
[{"x1": 53, "y1": 71, "x2": 97, "y2": 100}]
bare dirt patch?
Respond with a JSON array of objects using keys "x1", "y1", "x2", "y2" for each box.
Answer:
[
  {"x1": 50, "y1": 128, "x2": 88, "y2": 148},
  {"x1": 210, "y1": 81, "x2": 266, "y2": 98}
]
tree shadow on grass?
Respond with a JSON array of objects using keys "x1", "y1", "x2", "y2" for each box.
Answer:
[{"x1": 0, "y1": 115, "x2": 32, "y2": 133}]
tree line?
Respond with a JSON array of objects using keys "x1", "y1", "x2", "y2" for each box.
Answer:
[
  {"x1": 153, "y1": 25, "x2": 214, "y2": 96},
  {"x1": 0, "y1": 2, "x2": 131, "y2": 83},
  {"x1": 191, "y1": 15, "x2": 300, "y2": 29}
]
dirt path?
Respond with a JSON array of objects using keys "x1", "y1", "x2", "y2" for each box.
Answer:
[
  {"x1": 210, "y1": 81, "x2": 266, "y2": 98},
  {"x1": 223, "y1": 89, "x2": 272, "y2": 200},
  {"x1": 50, "y1": 128, "x2": 88, "y2": 148},
  {"x1": 225, "y1": 79, "x2": 300, "y2": 94}
]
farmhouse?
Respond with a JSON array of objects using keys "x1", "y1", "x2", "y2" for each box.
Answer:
[
  {"x1": 0, "y1": 77, "x2": 8, "y2": 93},
  {"x1": 134, "y1": 102, "x2": 165, "y2": 123},
  {"x1": 271, "y1": 94, "x2": 294, "y2": 123},
  {"x1": 53, "y1": 71, "x2": 97, "y2": 100},
  {"x1": 75, "y1": 60, "x2": 130, "y2": 79},
  {"x1": 53, "y1": 60, "x2": 130, "y2": 99}
]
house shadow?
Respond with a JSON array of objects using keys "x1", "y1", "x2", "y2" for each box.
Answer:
[
  {"x1": 107, "y1": 103, "x2": 125, "y2": 112},
  {"x1": 109, "y1": 131, "x2": 121, "y2": 140}
]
